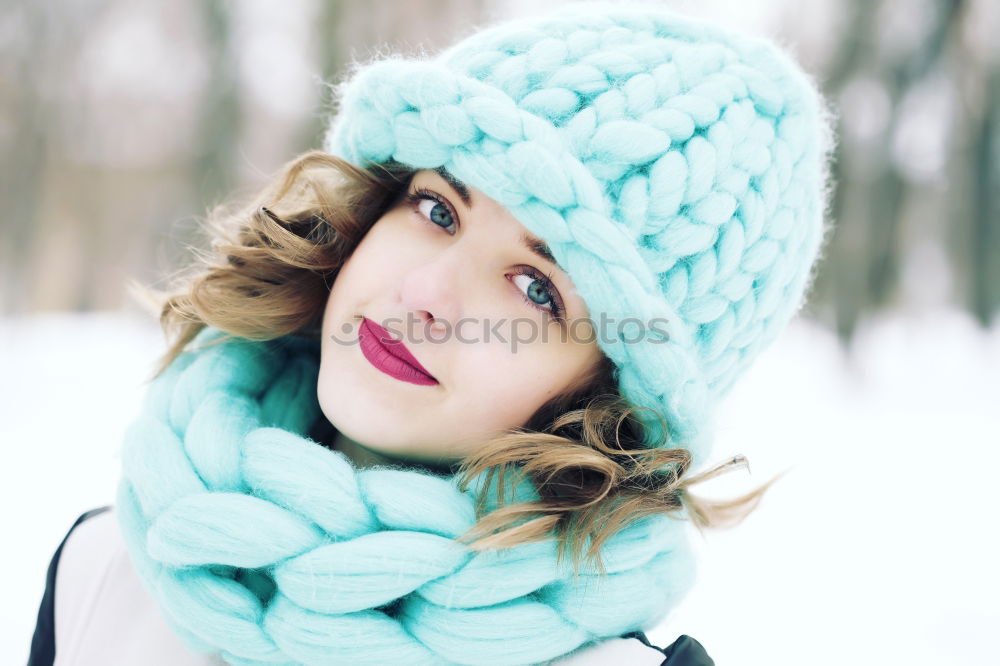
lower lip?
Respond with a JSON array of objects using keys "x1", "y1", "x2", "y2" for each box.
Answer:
[{"x1": 358, "y1": 319, "x2": 439, "y2": 386}]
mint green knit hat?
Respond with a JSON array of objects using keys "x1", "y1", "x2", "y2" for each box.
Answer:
[{"x1": 323, "y1": 2, "x2": 832, "y2": 466}]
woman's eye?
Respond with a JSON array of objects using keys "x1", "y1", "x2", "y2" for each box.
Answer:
[
  {"x1": 510, "y1": 270, "x2": 563, "y2": 319},
  {"x1": 411, "y1": 192, "x2": 456, "y2": 233}
]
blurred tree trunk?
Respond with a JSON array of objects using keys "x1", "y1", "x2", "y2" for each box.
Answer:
[
  {"x1": 1, "y1": 1, "x2": 52, "y2": 313},
  {"x1": 972, "y1": 70, "x2": 1000, "y2": 325},
  {"x1": 960, "y1": 53, "x2": 1000, "y2": 326},
  {"x1": 189, "y1": 0, "x2": 240, "y2": 211},
  {"x1": 814, "y1": 0, "x2": 965, "y2": 342}
]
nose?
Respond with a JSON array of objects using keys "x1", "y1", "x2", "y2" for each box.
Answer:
[{"x1": 397, "y1": 251, "x2": 466, "y2": 335}]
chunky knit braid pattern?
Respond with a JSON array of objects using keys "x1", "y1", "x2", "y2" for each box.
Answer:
[
  {"x1": 116, "y1": 327, "x2": 696, "y2": 666},
  {"x1": 324, "y1": 3, "x2": 832, "y2": 465}
]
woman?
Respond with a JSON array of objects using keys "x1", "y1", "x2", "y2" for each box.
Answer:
[{"x1": 29, "y1": 2, "x2": 831, "y2": 664}]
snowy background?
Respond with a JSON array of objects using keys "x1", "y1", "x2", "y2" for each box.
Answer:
[
  {"x1": 4, "y1": 306, "x2": 998, "y2": 665},
  {"x1": 4, "y1": 0, "x2": 1000, "y2": 663}
]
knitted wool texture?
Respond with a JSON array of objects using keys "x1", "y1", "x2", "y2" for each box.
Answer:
[
  {"x1": 325, "y1": 3, "x2": 832, "y2": 464},
  {"x1": 116, "y1": 327, "x2": 695, "y2": 666},
  {"x1": 117, "y1": 5, "x2": 830, "y2": 665}
]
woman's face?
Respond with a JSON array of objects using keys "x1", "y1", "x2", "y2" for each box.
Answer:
[{"x1": 318, "y1": 168, "x2": 603, "y2": 466}]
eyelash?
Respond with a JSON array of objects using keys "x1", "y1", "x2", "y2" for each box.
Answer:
[{"x1": 403, "y1": 187, "x2": 566, "y2": 321}]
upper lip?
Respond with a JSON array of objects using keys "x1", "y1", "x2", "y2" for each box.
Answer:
[{"x1": 361, "y1": 317, "x2": 437, "y2": 380}]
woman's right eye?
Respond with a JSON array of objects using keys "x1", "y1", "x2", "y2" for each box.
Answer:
[{"x1": 405, "y1": 189, "x2": 457, "y2": 235}]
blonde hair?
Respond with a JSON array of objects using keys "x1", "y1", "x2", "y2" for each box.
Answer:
[{"x1": 130, "y1": 150, "x2": 781, "y2": 577}]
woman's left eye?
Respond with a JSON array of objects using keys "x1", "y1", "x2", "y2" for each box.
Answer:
[
  {"x1": 407, "y1": 190, "x2": 456, "y2": 233},
  {"x1": 509, "y1": 269, "x2": 564, "y2": 320}
]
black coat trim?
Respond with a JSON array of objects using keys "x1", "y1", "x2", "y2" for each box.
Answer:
[
  {"x1": 621, "y1": 630, "x2": 715, "y2": 666},
  {"x1": 27, "y1": 506, "x2": 112, "y2": 666}
]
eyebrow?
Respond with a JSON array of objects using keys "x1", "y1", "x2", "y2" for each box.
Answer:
[
  {"x1": 433, "y1": 167, "x2": 562, "y2": 270},
  {"x1": 433, "y1": 167, "x2": 471, "y2": 208},
  {"x1": 520, "y1": 232, "x2": 559, "y2": 269}
]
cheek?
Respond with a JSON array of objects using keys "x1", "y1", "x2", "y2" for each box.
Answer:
[
  {"x1": 324, "y1": 225, "x2": 401, "y2": 313},
  {"x1": 451, "y1": 345, "x2": 570, "y2": 431}
]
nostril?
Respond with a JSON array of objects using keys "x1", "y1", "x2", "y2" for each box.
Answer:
[
  {"x1": 427, "y1": 316, "x2": 449, "y2": 335},
  {"x1": 418, "y1": 310, "x2": 441, "y2": 332}
]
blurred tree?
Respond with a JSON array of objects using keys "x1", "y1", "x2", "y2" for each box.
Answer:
[
  {"x1": 191, "y1": 0, "x2": 240, "y2": 210},
  {"x1": 0, "y1": 1, "x2": 54, "y2": 313},
  {"x1": 3, "y1": 0, "x2": 997, "y2": 339},
  {"x1": 813, "y1": 0, "x2": 969, "y2": 341},
  {"x1": 954, "y1": 25, "x2": 1000, "y2": 325}
]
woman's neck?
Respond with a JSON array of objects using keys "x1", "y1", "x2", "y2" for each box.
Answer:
[
  {"x1": 308, "y1": 415, "x2": 459, "y2": 476},
  {"x1": 330, "y1": 430, "x2": 401, "y2": 468}
]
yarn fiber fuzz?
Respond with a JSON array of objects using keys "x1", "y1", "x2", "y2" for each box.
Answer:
[
  {"x1": 116, "y1": 4, "x2": 834, "y2": 664},
  {"x1": 116, "y1": 327, "x2": 696, "y2": 666},
  {"x1": 325, "y1": 2, "x2": 833, "y2": 465}
]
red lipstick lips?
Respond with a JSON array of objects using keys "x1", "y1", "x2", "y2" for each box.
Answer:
[{"x1": 358, "y1": 317, "x2": 439, "y2": 386}]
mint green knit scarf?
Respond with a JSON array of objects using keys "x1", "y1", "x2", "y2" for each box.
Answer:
[{"x1": 115, "y1": 327, "x2": 695, "y2": 665}]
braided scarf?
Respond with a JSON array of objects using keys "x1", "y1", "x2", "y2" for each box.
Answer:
[{"x1": 116, "y1": 327, "x2": 696, "y2": 665}]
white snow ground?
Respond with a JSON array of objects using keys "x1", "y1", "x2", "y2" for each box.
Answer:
[{"x1": 2, "y1": 308, "x2": 998, "y2": 665}]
